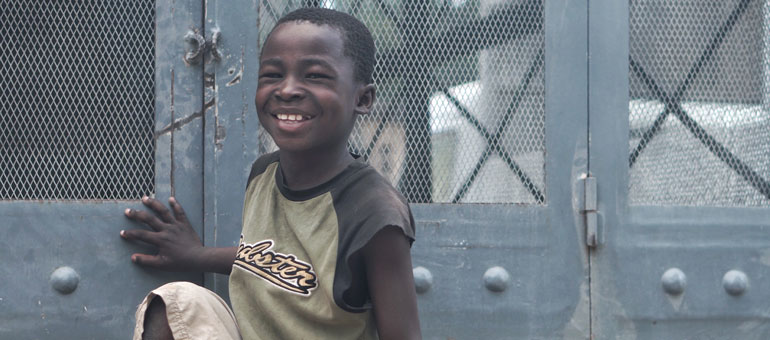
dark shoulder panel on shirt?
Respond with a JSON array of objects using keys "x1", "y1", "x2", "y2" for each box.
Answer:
[
  {"x1": 247, "y1": 151, "x2": 280, "y2": 186},
  {"x1": 330, "y1": 161, "x2": 415, "y2": 313},
  {"x1": 332, "y1": 162, "x2": 415, "y2": 244}
]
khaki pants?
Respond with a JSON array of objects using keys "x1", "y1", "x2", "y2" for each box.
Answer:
[{"x1": 134, "y1": 282, "x2": 241, "y2": 340}]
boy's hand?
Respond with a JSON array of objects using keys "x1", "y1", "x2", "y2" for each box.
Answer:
[{"x1": 120, "y1": 196, "x2": 205, "y2": 272}]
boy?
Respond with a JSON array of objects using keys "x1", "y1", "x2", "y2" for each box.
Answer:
[{"x1": 121, "y1": 8, "x2": 421, "y2": 340}]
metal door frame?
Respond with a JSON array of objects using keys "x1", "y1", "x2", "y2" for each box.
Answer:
[{"x1": 200, "y1": 0, "x2": 262, "y2": 300}]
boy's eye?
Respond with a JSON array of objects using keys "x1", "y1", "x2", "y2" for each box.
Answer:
[
  {"x1": 306, "y1": 73, "x2": 330, "y2": 80},
  {"x1": 259, "y1": 72, "x2": 282, "y2": 79}
]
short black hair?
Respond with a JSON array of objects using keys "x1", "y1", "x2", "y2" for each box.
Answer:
[{"x1": 268, "y1": 8, "x2": 376, "y2": 84}]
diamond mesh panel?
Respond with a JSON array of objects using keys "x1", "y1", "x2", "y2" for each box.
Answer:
[
  {"x1": 629, "y1": 0, "x2": 770, "y2": 206},
  {"x1": 257, "y1": 0, "x2": 545, "y2": 203},
  {"x1": 0, "y1": 1, "x2": 156, "y2": 200}
]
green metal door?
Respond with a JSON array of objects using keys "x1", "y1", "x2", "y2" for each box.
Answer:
[
  {"x1": 590, "y1": 0, "x2": 770, "y2": 338},
  {"x1": 0, "y1": 1, "x2": 206, "y2": 337},
  {"x1": 405, "y1": 1, "x2": 591, "y2": 338}
]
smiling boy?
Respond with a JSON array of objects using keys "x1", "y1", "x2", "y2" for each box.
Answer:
[{"x1": 122, "y1": 7, "x2": 421, "y2": 340}]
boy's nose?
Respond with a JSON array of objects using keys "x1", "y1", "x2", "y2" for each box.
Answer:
[{"x1": 275, "y1": 78, "x2": 304, "y2": 101}]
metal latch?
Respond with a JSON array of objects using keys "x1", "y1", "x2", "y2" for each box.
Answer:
[
  {"x1": 183, "y1": 28, "x2": 222, "y2": 65},
  {"x1": 582, "y1": 175, "x2": 601, "y2": 247}
]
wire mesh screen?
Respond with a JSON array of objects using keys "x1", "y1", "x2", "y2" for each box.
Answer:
[
  {"x1": 628, "y1": 0, "x2": 770, "y2": 206},
  {"x1": 0, "y1": 1, "x2": 156, "y2": 200},
  {"x1": 258, "y1": 0, "x2": 545, "y2": 203}
]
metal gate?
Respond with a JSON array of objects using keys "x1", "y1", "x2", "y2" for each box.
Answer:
[
  {"x1": 590, "y1": 0, "x2": 770, "y2": 339},
  {"x1": 2, "y1": 0, "x2": 769, "y2": 339},
  {"x1": 0, "y1": 1, "x2": 259, "y2": 337}
]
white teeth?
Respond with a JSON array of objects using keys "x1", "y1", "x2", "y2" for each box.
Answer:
[{"x1": 276, "y1": 113, "x2": 308, "y2": 121}]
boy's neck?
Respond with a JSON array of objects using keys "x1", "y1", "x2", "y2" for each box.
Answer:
[{"x1": 278, "y1": 147, "x2": 355, "y2": 191}]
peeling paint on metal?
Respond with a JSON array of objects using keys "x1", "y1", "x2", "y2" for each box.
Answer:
[
  {"x1": 204, "y1": 98, "x2": 215, "y2": 112},
  {"x1": 215, "y1": 125, "x2": 226, "y2": 151},
  {"x1": 204, "y1": 72, "x2": 215, "y2": 89},
  {"x1": 155, "y1": 110, "x2": 205, "y2": 138},
  {"x1": 156, "y1": 70, "x2": 213, "y2": 139},
  {"x1": 226, "y1": 68, "x2": 242, "y2": 87}
]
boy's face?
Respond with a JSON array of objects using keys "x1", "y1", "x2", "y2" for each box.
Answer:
[{"x1": 255, "y1": 21, "x2": 374, "y2": 155}]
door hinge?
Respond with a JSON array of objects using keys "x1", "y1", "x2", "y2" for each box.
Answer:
[{"x1": 582, "y1": 175, "x2": 601, "y2": 248}]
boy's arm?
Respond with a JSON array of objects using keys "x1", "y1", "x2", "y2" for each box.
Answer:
[
  {"x1": 120, "y1": 196, "x2": 236, "y2": 274},
  {"x1": 363, "y1": 226, "x2": 422, "y2": 340}
]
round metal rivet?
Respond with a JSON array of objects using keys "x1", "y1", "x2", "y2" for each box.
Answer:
[
  {"x1": 483, "y1": 266, "x2": 510, "y2": 292},
  {"x1": 413, "y1": 266, "x2": 433, "y2": 294},
  {"x1": 50, "y1": 266, "x2": 80, "y2": 295},
  {"x1": 722, "y1": 270, "x2": 748, "y2": 296},
  {"x1": 661, "y1": 268, "x2": 686, "y2": 295}
]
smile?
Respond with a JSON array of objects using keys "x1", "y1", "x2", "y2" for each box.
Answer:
[{"x1": 274, "y1": 113, "x2": 312, "y2": 121}]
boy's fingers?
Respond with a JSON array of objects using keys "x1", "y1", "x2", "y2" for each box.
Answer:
[
  {"x1": 169, "y1": 197, "x2": 190, "y2": 225},
  {"x1": 125, "y1": 208, "x2": 166, "y2": 231},
  {"x1": 131, "y1": 253, "x2": 164, "y2": 268},
  {"x1": 120, "y1": 229, "x2": 161, "y2": 246},
  {"x1": 142, "y1": 197, "x2": 175, "y2": 223}
]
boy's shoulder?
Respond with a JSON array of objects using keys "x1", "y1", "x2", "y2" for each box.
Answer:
[
  {"x1": 331, "y1": 159, "x2": 415, "y2": 243},
  {"x1": 246, "y1": 151, "x2": 281, "y2": 184},
  {"x1": 332, "y1": 159, "x2": 407, "y2": 209}
]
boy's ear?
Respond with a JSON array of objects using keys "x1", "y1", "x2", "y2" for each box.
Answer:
[{"x1": 354, "y1": 84, "x2": 376, "y2": 116}]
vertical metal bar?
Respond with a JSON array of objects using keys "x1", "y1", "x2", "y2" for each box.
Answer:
[
  {"x1": 203, "y1": 0, "x2": 261, "y2": 298},
  {"x1": 588, "y1": 0, "x2": 626, "y2": 336}
]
